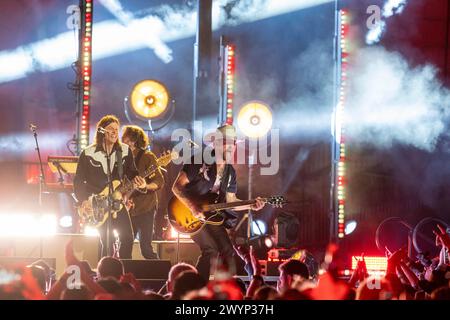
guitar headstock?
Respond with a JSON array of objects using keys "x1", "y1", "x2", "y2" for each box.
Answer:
[
  {"x1": 265, "y1": 196, "x2": 286, "y2": 208},
  {"x1": 157, "y1": 149, "x2": 179, "y2": 167}
]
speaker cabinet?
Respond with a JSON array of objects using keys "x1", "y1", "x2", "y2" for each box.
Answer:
[
  {"x1": 120, "y1": 259, "x2": 171, "y2": 279},
  {"x1": 120, "y1": 259, "x2": 171, "y2": 291},
  {"x1": 132, "y1": 240, "x2": 201, "y2": 266}
]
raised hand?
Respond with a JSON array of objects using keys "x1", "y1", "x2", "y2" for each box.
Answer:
[
  {"x1": 249, "y1": 246, "x2": 262, "y2": 276},
  {"x1": 65, "y1": 240, "x2": 80, "y2": 267},
  {"x1": 433, "y1": 224, "x2": 450, "y2": 249}
]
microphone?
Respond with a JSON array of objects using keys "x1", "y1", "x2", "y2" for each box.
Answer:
[
  {"x1": 188, "y1": 139, "x2": 199, "y2": 148},
  {"x1": 97, "y1": 127, "x2": 106, "y2": 134},
  {"x1": 29, "y1": 123, "x2": 37, "y2": 132}
]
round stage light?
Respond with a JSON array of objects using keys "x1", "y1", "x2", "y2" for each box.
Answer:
[
  {"x1": 251, "y1": 220, "x2": 267, "y2": 236},
  {"x1": 129, "y1": 79, "x2": 170, "y2": 120},
  {"x1": 345, "y1": 220, "x2": 357, "y2": 235},
  {"x1": 237, "y1": 101, "x2": 273, "y2": 138},
  {"x1": 264, "y1": 237, "x2": 274, "y2": 249},
  {"x1": 59, "y1": 215, "x2": 73, "y2": 228}
]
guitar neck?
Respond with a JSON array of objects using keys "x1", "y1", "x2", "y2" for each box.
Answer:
[
  {"x1": 142, "y1": 166, "x2": 156, "y2": 179},
  {"x1": 205, "y1": 199, "x2": 259, "y2": 211}
]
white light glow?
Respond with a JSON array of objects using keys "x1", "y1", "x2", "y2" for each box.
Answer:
[
  {"x1": 252, "y1": 220, "x2": 267, "y2": 236},
  {"x1": 344, "y1": 220, "x2": 357, "y2": 235},
  {"x1": 84, "y1": 226, "x2": 100, "y2": 237},
  {"x1": 0, "y1": 213, "x2": 57, "y2": 237},
  {"x1": 264, "y1": 237, "x2": 274, "y2": 248},
  {"x1": 0, "y1": 0, "x2": 333, "y2": 84},
  {"x1": 0, "y1": 48, "x2": 33, "y2": 82},
  {"x1": 59, "y1": 215, "x2": 73, "y2": 228},
  {"x1": 0, "y1": 131, "x2": 73, "y2": 158},
  {"x1": 169, "y1": 226, "x2": 190, "y2": 239},
  {"x1": 237, "y1": 102, "x2": 273, "y2": 138}
]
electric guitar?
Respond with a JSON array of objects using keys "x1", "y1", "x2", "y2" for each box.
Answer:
[
  {"x1": 78, "y1": 150, "x2": 177, "y2": 228},
  {"x1": 168, "y1": 193, "x2": 286, "y2": 235}
]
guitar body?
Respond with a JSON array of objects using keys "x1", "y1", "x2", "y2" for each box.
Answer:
[
  {"x1": 77, "y1": 149, "x2": 177, "y2": 229},
  {"x1": 168, "y1": 193, "x2": 225, "y2": 235},
  {"x1": 78, "y1": 179, "x2": 124, "y2": 228}
]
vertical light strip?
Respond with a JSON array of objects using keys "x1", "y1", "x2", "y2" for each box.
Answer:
[
  {"x1": 336, "y1": 9, "x2": 349, "y2": 239},
  {"x1": 225, "y1": 44, "x2": 235, "y2": 125},
  {"x1": 78, "y1": 0, "x2": 93, "y2": 152}
]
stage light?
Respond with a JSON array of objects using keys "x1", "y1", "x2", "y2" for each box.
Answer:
[
  {"x1": 59, "y1": 215, "x2": 73, "y2": 228},
  {"x1": 0, "y1": 213, "x2": 57, "y2": 237},
  {"x1": 344, "y1": 220, "x2": 357, "y2": 235},
  {"x1": 168, "y1": 226, "x2": 190, "y2": 240},
  {"x1": 0, "y1": 1, "x2": 335, "y2": 84},
  {"x1": 333, "y1": 9, "x2": 350, "y2": 240},
  {"x1": 273, "y1": 214, "x2": 300, "y2": 249},
  {"x1": 84, "y1": 226, "x2": 100, "y2": 237},
  {"x1": 77, "y1": 0, "x2": 94, "y2": 152},
  {"x1": 264, "y1": 237, "x2": 274, "y2": 249},
  {"x1": 237, "y1": 101, "x2": 273, "y2": 138},
  {"x1": 351, "y1": 256, "x2": 387, "y2": 274},
  {"x1": 251, "y1": 220, "x2": 267, "y2": 236},
  {"x1": 225, "y1": 44, "x2": 235, "y2": 125},
  {"x1": 129, "y1": 79, "x2": 170, "y2": 120}
]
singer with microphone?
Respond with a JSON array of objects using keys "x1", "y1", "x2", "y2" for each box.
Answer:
[
  {"x1": 29, "y1": 123, "x2": 37, "y2": 132},
  {"x1": 73, "y1": 115, "x2": 146, "y2": 258}
]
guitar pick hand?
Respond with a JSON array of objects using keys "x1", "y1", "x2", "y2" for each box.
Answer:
[
  {"x1": 132, "y1": 176, "x2": 147, "y2": 190},
  {"x1": 191, "y1": 204, "x2": 205, "y2": 220}
]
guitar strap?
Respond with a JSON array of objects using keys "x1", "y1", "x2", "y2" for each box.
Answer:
[
  {"x1": 218, "y1": 164, "x2": 230, "y2": 201},
  {"x1": 117, "y1": 146, "x2": 123, "y2": 180},
  {"x1": 218, "y1": 164, "x2": 238, "y2": 228}
]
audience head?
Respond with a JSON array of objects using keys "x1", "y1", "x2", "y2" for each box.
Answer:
[
  {"x1": 253, "y1": 286, "x2": 278, "y2": 300},
  {"x1": 97, "y1": 257, "x2": 124, "y2": 280},
  {"x1": 171, "y1": 271, "x2": 207, "y2": 300},
  {"x1": 167, "y1": 263, "x2": 197, "y2": 293},
  {"x1": 278, "y1": 259, "x2": 310, "y2": 292}
]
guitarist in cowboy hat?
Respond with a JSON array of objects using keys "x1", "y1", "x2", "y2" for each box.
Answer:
[{"x1": 172, "y1": 124, "x2": 265, "y2": 281}]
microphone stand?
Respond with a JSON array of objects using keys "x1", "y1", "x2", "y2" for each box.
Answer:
[
  {"x1": 30, "y1": 125, "x2": 46, "y2": 259},
  {"x1": 105, "y1": 148, "x2": 115, "y2": 257}
]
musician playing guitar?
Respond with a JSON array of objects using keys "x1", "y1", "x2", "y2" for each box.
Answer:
[
  {"x1": 74, "y1": 115, "x2": 146, "y2": 259},
  {"x1": 172, "y1": 124, "x2": 265, "y2": 281},
  {"x1": 122, "y1": 125, "x2": 165, "y2": 260}
]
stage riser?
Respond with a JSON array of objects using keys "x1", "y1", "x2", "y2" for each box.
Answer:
[
  {"x1": 0, "y1": 234, "x2": 99, "y2": 277},
  {"x1": 1, "y1": 236, "x2": 201, "y2": 278},
  {"x1": 135, "y1": 241, "x2": 201, "y2": 267}
]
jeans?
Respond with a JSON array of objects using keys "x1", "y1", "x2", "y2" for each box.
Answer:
[
  {"x1": 131, "y1": 210, "x2": 158, "y2": 259},
  {"x1": 98, "y1": 208, "x2": 134, "y2": 259},
  {"x1": 191, "y1": 224, "x2": 237, "y2": 281}
]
